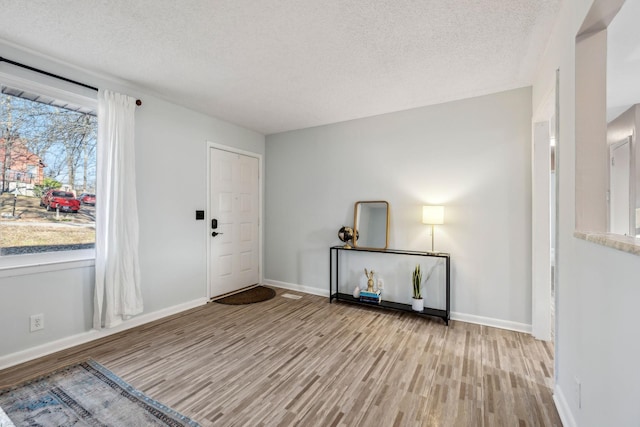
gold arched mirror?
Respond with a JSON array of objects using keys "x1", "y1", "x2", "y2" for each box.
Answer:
[{"x1": 353, "y1": 201, "x2": 389, "y2": 250}]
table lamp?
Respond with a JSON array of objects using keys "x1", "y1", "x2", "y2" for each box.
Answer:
[{"x1": 422, "y1": 205, "x2": 444, "y2": 252}]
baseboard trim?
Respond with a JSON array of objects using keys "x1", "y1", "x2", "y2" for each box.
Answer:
[
  {"x1": 450, "y1": 311, "x2": 532, "y2": 334},
  {"x1": 0, "y1": 297, "x2": 209, "y2": 371},
  {"x1": 263, "y1": 279, "x2": 329, "y2": 298},
  {"x1": 553, "y1": 384, "x2": 577, "y2": 427}
]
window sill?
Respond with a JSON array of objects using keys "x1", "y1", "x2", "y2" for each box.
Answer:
[
  {"x1": 0, "y1": 249, "x2": 95, "y2": 278},
  {"x1": 574, "y1": 231, "x2": 640, "y2": 256}
]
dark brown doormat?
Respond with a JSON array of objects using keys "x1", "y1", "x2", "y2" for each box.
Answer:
[{"x1": 214, "y1": 286, "x2": 276, "y2": 305}]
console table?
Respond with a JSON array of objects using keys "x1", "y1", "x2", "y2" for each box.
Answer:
[{"x1": 329, "y1": 246, "x2": 450, "y2": 325}]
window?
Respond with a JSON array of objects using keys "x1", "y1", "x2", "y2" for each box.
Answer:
[{"x1": 0, "y1": 79, "x2": 97, "y2": 267}]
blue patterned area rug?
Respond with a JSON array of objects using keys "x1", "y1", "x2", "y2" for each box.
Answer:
[{"x1": 0, "y1": 359, "x2": 200, "y2": 427}]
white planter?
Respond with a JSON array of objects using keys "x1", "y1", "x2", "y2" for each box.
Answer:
[{"x1": 412, "y1": 298, "x2": 424, "y2": 312}]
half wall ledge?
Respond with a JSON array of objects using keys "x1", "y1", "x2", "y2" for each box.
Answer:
[{"x1": 574, "y1": 231, "x2": 640, "y2": 256}]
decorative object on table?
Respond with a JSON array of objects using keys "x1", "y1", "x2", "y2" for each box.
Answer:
[
  {"x1": 353, "y1": 285, "x2": 361, "y2": 298},
  {"x1": 412, "y1": 264, "x2": 424, "y2": 311},
  {"x1": 364, "y1": 268, "x2": 376, "y2": 291},
  {"x1": 411, "y1": 260, "x2": 443, "y2": 311},
  {"x1": 422, "y1": 205, "x2": 445, "y2": 252},
  {"x1": 353, "y1": 201, "x2": 390, "y2": 250},
  {"x1": 214, "y1": 285, "x2": 276, "y2": 305},
  {"x1": 376, "y1": 279, "x2": 384, "y2": 301},
  {"x1": 0, "y1": 360, "x2": 200, "y2": 427},
  {"x1": 338, "y1": 226, "x2": 358, "y2": 249},
  {"x1": 360, "y1": 289, "x2": 381, "y2": 303}
]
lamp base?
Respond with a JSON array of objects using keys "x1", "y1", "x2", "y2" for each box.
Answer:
[{"x1": 430, "y1": 224, "x2": 435, "y2": 252}]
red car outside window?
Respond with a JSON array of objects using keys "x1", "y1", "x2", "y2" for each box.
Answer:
[
  {"x1": 41, "y1": 190, "x2": 81, "y2": 212},
  {"x1": 78, "y1": 193, "x2": 96, "y2": 205}
]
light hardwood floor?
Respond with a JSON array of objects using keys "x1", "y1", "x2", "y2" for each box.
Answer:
[{"x1": 0, "y1": 288, "x2": 561, "y2": 426}]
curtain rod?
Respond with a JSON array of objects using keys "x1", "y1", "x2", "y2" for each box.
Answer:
[{"x1": 0, "y1": 56, "x2": 142, "y2": 106}]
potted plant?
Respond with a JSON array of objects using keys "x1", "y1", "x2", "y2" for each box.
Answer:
[{"x1": 412, "y1": 264, "x2": 424, "y2": 311}]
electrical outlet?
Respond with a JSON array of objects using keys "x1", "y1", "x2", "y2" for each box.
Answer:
[
  {"x1": 30, "y1": 313, "x2": 44, "y2": 332},
  {"x1": 574, "y1": 376, "x2": 582, "y2": 409}
]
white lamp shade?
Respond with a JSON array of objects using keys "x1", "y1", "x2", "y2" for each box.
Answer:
[{"x1": 422, "y1": 205, "x2": 444, "y2": 225}]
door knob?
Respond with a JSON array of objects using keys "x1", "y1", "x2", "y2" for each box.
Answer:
[{"x1": 212, "y1": 231, "x2": 224, "y2": 237}]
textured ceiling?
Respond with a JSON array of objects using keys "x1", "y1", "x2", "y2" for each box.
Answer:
[{"x1": 0, "y1": 0, "x2": 562, "y2": 134}]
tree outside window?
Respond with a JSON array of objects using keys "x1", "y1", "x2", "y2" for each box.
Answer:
[{"x1": 0, "y1": 84, "x2": 97, "y2": 256}]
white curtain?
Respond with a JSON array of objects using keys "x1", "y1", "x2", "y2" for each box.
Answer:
[{"x1": 94, "y1": 89, "x2": 143, "y2": 329}]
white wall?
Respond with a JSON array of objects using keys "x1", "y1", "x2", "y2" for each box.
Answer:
[
  {"x1": 532, "y1": 0, "x2": 640, "y2": 425},
  {"x1": 265, "y1": 87, "x2": 533, "y2": 328},
  {"x1": 0, "y1": 41, "x2": 265, "y2": 359}
]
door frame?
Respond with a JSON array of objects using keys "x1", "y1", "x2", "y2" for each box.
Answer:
[
  {"x1": 205, "y1": 141, "x2": 263, "y2": 299},
  {"x1": 531, "y1": 71, "x2": 558, "y2": 342},
  {"x1": 608, "y1": 136, "x2": 634, "y2": 235},
  {"x1": 532, "y1": 120, "x2": 552, "y2": 341}
]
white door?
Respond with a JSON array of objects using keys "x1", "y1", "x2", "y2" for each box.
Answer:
[
  {"x1": 209, "y1": 147, "x2": 260, "y2": 297},
  {"x1": 609, "y1": 138, "x2": 632, "y2": 235}
]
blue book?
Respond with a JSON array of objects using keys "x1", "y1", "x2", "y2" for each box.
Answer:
[{"x1": 360, "y1": 290, "x2": 381, "y2": 299}]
